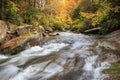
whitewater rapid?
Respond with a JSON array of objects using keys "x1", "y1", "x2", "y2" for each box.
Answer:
[{"x1": 0, "y1": 32, "x2": 117, "y2": 80}]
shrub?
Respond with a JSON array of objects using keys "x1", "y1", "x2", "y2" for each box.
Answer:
[
  {"x1": 38, "y1": 15, "x2": 52, "y2": 30},
  {"x1": 81, "y1": 4, "x2": 99, "y2": 13},
  {"x1": 24, "y1": 6, "x2": 39, "y2": 24},
  {"x1": 52, "y1": 21, "x2": 67, "y2": 31},
  {"x1": 70, "y1": 19, "x2": 85, "y2": 32}
]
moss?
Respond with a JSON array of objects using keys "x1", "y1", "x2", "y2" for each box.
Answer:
[
  {"x1": 106, "y1": 62, "x2": 120, "y2": 72},
  {"x1": 104, "y1": 62, "x2": 120, "y2": 77},
  {"x1": 104, "y1": 62, "x2": 120, "y2": 80}
]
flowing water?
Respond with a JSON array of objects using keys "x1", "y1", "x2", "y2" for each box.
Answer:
[{"x1": 0, "y1": 31, "x2": 119, "y2": 80}]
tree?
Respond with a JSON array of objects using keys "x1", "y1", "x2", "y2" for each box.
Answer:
[{"x1": 5, "y1": 0, "x2": 22, "y2": 25}]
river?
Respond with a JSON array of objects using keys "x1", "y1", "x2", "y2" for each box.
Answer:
[{"x1": 0, "y1": 31, "x2": 119, "y2": 80}]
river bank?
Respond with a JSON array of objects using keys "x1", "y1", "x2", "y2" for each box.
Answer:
[{"x1": 0, "y1": 20, "x2": 47, "y2": 55}]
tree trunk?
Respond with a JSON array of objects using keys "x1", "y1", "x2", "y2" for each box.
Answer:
[
  {"x1": 28, "y1": 0, "x2": 31, "y2": 6},
  {"x1": 25, "y1": 0, "x2": 27, "y2": 7},
  {"x1": 0, "y1": 0, "x2": 2, "y2": 19},
  {"x1": 3, "y1": 0, "x2": 6, "y2": 20},
  {"x1": 34, "y1": 0, "x2": 36, "y2": 7},
  {"x1": 0, "y1": 0, "x2": 4, "y2": 20},
  {"x1": 85, "y1": 27, "x2": 101, "y2": 33}
]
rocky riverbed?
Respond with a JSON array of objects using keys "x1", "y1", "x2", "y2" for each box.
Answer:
[{"x1": 0, "y1": 30, "x2": 120, "y2": 80}]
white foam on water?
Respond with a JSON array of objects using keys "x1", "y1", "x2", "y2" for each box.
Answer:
[
  {"x1": 92, "y1": 62, "x2": 110, "y2": 80},
  {"x1": 83, "y1": 55, "x2": 98, "y2": 71},
  {"x1": 51, "y1": 32, "x2": 91, "y2": 44},
  {"x1": 0, "y1": 55, "x2": 31, "y2": 66},
  {"x1": 71, "y1": 41, "x2": 92, "y2": 49},
  {"x1": 79, "y1": 54, "x2": 111, "y2": 80},
  {"x1": 59, "y1": 32, "x2": 87, "y2": 38},
  {"x1": 39, "y1": 63, "x2": 64, "y2": 80},
  {"x1": 20, "y1": 46, "x2": 44, "y2": 56},
  {"x1": 0, "y1": 65, "x2": 20, "y2": 80},
  {"x1": 0, "y1": 55, "x2": 8, "y2": 59},
  {"x1": 9, "y1": 62, "x2": 63, "y2": 80},
  {"x1": 24, "y1": 60, "x2": 51, "y2": 73},
  {"x1": 0, "y1": 32, "x2": 114, "y2": 80},
  {"x1": 9, "y1": 61, "x2": 51, "y2": 80},
  {"x1": 0, "y1": 43, "x2": 68, "y2": 66},
  {"x1": 20, "y1": 43, "x2": 68, "y2": 57}
]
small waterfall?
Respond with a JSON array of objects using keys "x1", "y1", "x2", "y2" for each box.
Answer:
[
  {"x1": 79, "y1": 55, "x2": 110, "y2": 80},
  {"x1": 0, "y1": 31, "x2": 118, "y2": 80}
]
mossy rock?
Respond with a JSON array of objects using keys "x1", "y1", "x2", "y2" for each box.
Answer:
[
  {"x1": 105, "y1": 62, "x2": 120, "y2": 72},
  {"x1": 104, "y1": 62, "x2": 120, "y2": 80},
  {"x1": 1, "y1": 32, "x2": 42, "y2": 55}
]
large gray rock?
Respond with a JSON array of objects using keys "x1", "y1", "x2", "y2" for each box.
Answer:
[
  {"x1": 0, "y1": 32, "x2": 42, "y2": 54},
  {"x1": 0, "y1": 20, "x2": 7, "y2": 43},
  {"x1": 0, "y1": 21, "x2": 47, "y2": 54}
]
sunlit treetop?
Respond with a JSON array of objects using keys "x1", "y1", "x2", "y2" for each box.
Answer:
[
  {"x1": 58, "y1": 0, "x2": 65, "y2": 2},
  {"x1": 58, "y1": 0, "x2": 66, "y2": 4}
]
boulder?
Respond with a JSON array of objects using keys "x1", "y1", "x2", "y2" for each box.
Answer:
[
  {"x1": 0, "y1": 24, "x2": 45, "y2": 54},
  {"x1": 6, "y1": 22, "x2": 18, "y2": 32},
  {"x1": 0, "y1": 32, "x2": 42, "y2": 55},
  {"x1": 0, "y1": 21, "x2": 47, "y2": 54},
  {"x1": 17, "y1": 25, "x2": 34, "y2": 35},
  {"x1": 0, "y1": 20, "x2": 8, "y2": 44}
]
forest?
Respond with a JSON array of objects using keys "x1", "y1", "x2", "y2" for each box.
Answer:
[
  {"x1": 0, "y1": 0, "x2": 120, "y2": 34},
  {"x1": 0, "y1": 0, "x2": 120, "y2": 80}
]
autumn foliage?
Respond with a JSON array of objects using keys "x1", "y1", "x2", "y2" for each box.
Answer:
[{"x1": 0, "y1": 0, "x2": 120, "y2": 34}]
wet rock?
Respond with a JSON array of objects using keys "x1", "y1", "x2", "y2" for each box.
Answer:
[
  {"x1": 105, "y1": 73, "x2": 120, "y2": 80},
  {"x1": 0, "y1": 33, "x2": 42, "y2": 55},
  {"x1": 95, "y1": 30, "x2": 120, "y2": 80},
  {"x1": 21, "y1": 53, "x2": 59, "y2": 68},
  {"x1": 104, "y1": 63, "x2": 120, "y2": 80},
  {"x1": 49, "y1": 33, "x2": 60, "y2": 36},
  {"x1": 48, "y1": 53, "x2": 84, "y2": 80},
  {"x1": 17, "y1": 25, "x2": 33, "y2": 35},
  {"x1": 45, "y1": 27, "x2": 53, "y2": 33}
]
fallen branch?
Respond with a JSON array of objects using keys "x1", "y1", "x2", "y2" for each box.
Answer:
[{"x1": 85, "y1": 27, "x2": 101, "y2": 33}]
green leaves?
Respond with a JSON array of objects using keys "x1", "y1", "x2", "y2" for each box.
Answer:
[
  {"x1": 114, "y1": 6, "x2": 120, "y2": 13},
  {"x1": 71, "y1": 0, "x2": 120, "y2": 34},
  {"x1": 5, "y1": 0, "x2": 21, "y2": 25},
  {"x1": 6, "y1": 1, "x2": 18, "y2": 14},
  {"x1": 24, "y1": 6, "x2": 39, "y2": 24}
]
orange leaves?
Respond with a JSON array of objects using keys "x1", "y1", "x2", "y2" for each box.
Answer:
[
  {"x1": 66, "y1": 0, "x2": 76, "y2": 13},
  {"x1": 54, "y1": 0, "x2": 77, "y2": 22}
]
